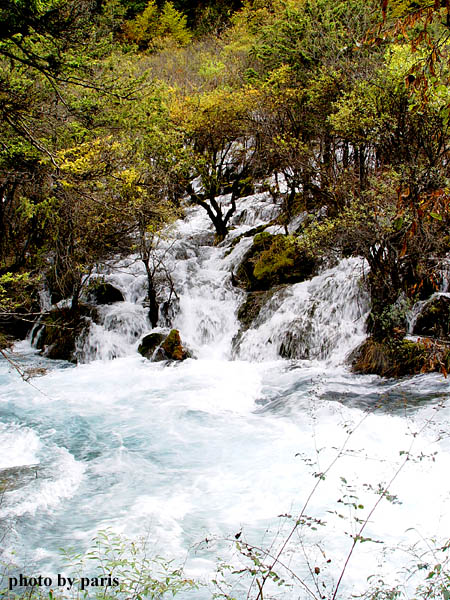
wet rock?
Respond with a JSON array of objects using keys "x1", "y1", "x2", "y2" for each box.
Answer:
[
  {"x1": 138, "y1": 329, "x2": 191, "y2": 362},
  {"x1": 279, "y1": 329, "x2": 311, "y2": 360},
  {"x1": 237, "y1": 289, "x2": 278, "y2": 331},
  {"x1": 35, "y1": 304, "x2": 97, "y2": 362},
  {"x1": 0, "y1": 464, "x2": 41, "y2": 493},
  {"x1": 413, "y1": 295, "x2": 450, "y2": 341},
  {"x1": 233, "y1": 232, "x2": 316, "y2": 291},
  {"x1": 138, "y1": 332, "x2": 166, "y2": 359},
  {"x1": 160, "y1": 329, "x2": 191, "y2": 361}
]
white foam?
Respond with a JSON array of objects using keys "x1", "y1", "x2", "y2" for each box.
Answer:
[
  {"x1": 0, "y1": 445, "x2": 84, "y2": 518},
  {"x1": 0, "y1": 423, "x2": 41, "y2": 469}
]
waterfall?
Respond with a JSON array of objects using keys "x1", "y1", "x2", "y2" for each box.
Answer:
[
  {"x1": 236, "y1": 257, "x2": 369, "y2": 363},
  {"x1": 406, "y1": 255, "x2": 450, "y2": 337},
  {"x1": 68, "y1": 194, "x2": 368, "y2": 365}
]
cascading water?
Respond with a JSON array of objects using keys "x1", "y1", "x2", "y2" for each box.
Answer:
[
  {"x1": 1, "y1": 193, "x2": 450, "y2": 599},
  {"x1": 236, "y1": 256, "x2": 369, "y2": 363}
]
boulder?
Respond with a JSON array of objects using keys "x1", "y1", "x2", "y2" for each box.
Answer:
[
  {"x1": 35, "y1": 304, "x2": 97, "y2": 362},
  {"x1": 138, "y1": 332, "x2": 166, "y2": 359},
  {"x1": 0, "y1": 464, "x2": 41, "y2": 493},
  {"x1": 138, "y1": 329, "x2": 191, "y2": 362},
  {"x1": 88, "y1": 282, "x2": 124, "y2": 305},
  {"x1": 413, "y1": 295, "x2": 450, "y2": 341},
  {"x1": 233, "y1": 232, "x2": 316, "y2": 291}
]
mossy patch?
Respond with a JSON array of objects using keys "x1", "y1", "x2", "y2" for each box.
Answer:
[
  {"x1": 352, "y1": 336, "x2": 450, "y2": 377},
  {"x1": 161, "y1": 329, "x2": 190, "y2": 361},
  {"x1": 233, "y1": 233, "x2": 316, "y2": 291},
  {"x1": 253, "y1": 235, "x2": 295, "y2": 280}
]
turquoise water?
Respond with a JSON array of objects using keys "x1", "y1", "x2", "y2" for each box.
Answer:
[
  {"x1": 1, "y1": 344, "x2": 449, "y2": 598},
  {"x1": 1, "y1": 200, "x2": 450, "y2": 598}
]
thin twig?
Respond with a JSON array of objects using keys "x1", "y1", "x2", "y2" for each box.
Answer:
[
  {"x1": 331, "y1": 409, "x2": 442, "y2": 599},
  {"x1": 0, "y1": 348, "x2": 52, "y2": 399},
  {"x1": 253, "y1": 411, "x2": 371, "y2": 600}
]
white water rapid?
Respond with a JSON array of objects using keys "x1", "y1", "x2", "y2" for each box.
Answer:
[{"x1": 1, "y1": 193, "x2": 450, "y2": 599}]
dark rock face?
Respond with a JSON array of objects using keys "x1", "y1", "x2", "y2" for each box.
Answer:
[
  {"x1": 87, "y1": 282, "x2": 124, "y2": 305},
  {"x1": 138, "y1": 329, "x2": 191, "y2": 361},
  {"x1": 34, "y1": 304, "x2": 97, "y2": 362},
  {"x1": 237, "y1": 289, "x2": 278, "y2": 331},
  {"x1": 138, "y1": 332, "x2": 166, "y2": 359},
  {"x1": 0, "y1": 309, "x2": 35, "y2": 343},
  {"x1": 233, "y1": 232, "x2": 315, "y2": 291},
  {"x1": 413, "y1": 295, "x2": 450, "y2": 341},
  {"x1": 0, "y1": 278, "x2": 40, "y2": 344}
]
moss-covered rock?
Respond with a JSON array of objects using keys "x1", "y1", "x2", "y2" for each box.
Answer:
[
  {"x1": 35, "y1": 304, "x2": 96, "y2": 362},
  {"x1": 413, "y1": 295, "x2": 450, "y2": 341},
  {"x1": 138, "y1": 329, "x2": 191, "y2": 362},
  {"x1": 352, "y1": 336, "x2": 450, "y2": 377},
  {"x1": 161, "y1": 329, "x2": 190, "y2": 361},
  {"x1": 233, "y1": 232, "x2": 316, "y2": 291}
]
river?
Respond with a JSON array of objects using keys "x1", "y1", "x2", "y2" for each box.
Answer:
[{"x1": 1, "y1": 194, "x2": 449, "y2": 599}]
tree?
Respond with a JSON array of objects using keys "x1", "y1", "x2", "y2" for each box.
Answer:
[
  {"x1": 225, "y1": 0, "x2": 385, "y2": 225},
  {"x1": 0, "y1": 0, "x2": 170, "y2": 325},
  {"x1": 114, "y1": 134, "x2": 182, "y2": 327},
  {"x1": 122, "y1": 0, "x2": 192, "y2": 50},
  {"x1": 171, "y1": 87, "x2": 261, "y2": 240},
  {"x1": 375, "y1": 0, "x2": 450, "y2": 103}
]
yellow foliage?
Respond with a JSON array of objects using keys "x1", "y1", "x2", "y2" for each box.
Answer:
[
  {"x1": 123, "y1": 0, "x2": 192, "y2": 51},
  {"x1": 170, "y1": 86, "x2": 261, "y2": 139}
]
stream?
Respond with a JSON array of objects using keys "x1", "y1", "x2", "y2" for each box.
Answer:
[{"x1": 1, "y1": 194, "x2": 449, "y2": 599}]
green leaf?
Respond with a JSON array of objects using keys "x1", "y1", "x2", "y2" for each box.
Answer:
[{"x1": 393, "y1": 216, "x2": 403, "y2": 230}]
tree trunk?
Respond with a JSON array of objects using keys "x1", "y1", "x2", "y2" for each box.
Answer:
[
  {"x1": 143, "y1": 260, "x2": 159, "y2": 328},
  {"x1": 148, "y1": 286, "x2": 159, "y2": 328}
]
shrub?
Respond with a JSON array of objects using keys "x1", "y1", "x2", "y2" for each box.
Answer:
[{"x1": 1, "y1": 529, "x2": 197, "y2": 599}]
